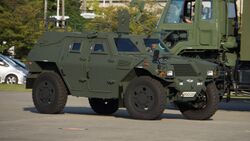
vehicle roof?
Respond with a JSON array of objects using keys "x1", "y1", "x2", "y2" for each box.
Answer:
[{"x1": 37, "y1": 31, "x2": 158, "y2": 45}]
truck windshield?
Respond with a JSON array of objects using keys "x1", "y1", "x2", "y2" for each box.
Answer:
[
  {"x1": 164, "y1": 0, "x2": 184, "y2": 23},
  {"x1": 144, "y1": 39, "x2": 169, "y2": 53}
]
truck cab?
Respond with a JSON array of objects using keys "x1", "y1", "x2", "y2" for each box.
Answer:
[{"x1": 156, "y1": 0, "x2": 250, "y2": 95}]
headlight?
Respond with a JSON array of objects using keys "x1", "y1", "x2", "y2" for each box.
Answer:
[
  {"x1": 207, "y1": 70, "x2": 214, "y2": 76},
  {"x1": 158, "y1": 70, "x2": 174, "y2": 78},
  {"x1": 166, "y1": 70, "x2": 174, "y2": 77},
  {"x1": 197, "y1": 82, "x2": 203, "y2": 86},
  {"x1": 179, "y1": 82, "x2": 184, "y2": 85}
]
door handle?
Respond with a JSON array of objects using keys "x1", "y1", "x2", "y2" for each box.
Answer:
[
  {"x1": 87, "y1": 72, "x2": 90, "y2": 79},
  {"x1": 79, "y1": 79, "x2": 87, "y2": 83}
]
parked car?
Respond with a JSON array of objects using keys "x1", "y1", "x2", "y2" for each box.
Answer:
[
  {"x1": 8, "y1": 57, "x2": 27, "y2": 70},
  {"x1": 0, "y1": 54, "x2": 28, "y2": 84}
]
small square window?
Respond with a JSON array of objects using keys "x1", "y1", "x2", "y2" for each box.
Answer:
[
  {"x1": 92, "y1": 44, "x2": 105, "y2": 53},
  {"x1": 70, "y1": 43, "x2": 81, "y2": 52}
]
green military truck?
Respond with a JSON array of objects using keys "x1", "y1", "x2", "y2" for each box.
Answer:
[
  {"x1": 26, "y1": 30, "x2": 220, "y2": 120},
  {"x1": 155, "y1": 0, "x2": 250, "y2": 97}
]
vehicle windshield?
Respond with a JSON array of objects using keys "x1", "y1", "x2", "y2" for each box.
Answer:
[
  {"x1": 10, "y1": 58, "x2": 26, "y2": 69},
  {"x1": 115, "y1": 38, "x2": 140, "y2": 52},
  {"x1": 0, "y1": 55, "x2": 25, "y2": 69},
  {"x1": 0, "y1": 55, "x2": 16, "y2": 66},
  {"x1": 144, "y1": 38, "x2": 170, "y2": 53},
  {"x1": 164, "y1": 0, "x2": 185, "y2": 23}
]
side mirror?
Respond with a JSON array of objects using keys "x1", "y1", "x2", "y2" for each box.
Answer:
[{"x1": 152, "y1": 50, "x2": 160, "y2": 63}]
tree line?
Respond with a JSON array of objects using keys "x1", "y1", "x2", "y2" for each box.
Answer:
[{"x1": 0, "y1": 0, "x2": 161, "y2": 59}]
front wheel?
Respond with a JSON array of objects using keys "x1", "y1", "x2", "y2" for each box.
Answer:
[
  {"x1": 124, "y1": 76, "x2": 167, "y2": 120},
  {"x1": 175, "y1": 83, "x2": 219, "y2": 120},
  {"x1": 5, "y1": 74, "x2": 18, "y2": 84},
  {"x1": 32, "y1": 72, "x2": 68, "y2": 114}
]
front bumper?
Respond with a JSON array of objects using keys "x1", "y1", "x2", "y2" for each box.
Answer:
[{"x1": 168, "y1": 77, "x2": 207, "y2": 100}]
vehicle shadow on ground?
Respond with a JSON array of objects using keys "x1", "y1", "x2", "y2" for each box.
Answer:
[
  {"x1": 167, "y1": 99, "x2": 250, "y2": 112},
  {"x1": 23, "y1": 106, "x2": 184, "y2": 120},
  {"x1": 218, "y1": 99, "x2": 250, "y2": 111},
  {"x1": 23, "y1": 99, "x2": 250, "y2": 120}
]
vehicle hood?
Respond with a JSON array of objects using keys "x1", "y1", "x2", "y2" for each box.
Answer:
[{"x1": 160, "y1": 54, "x2": 218, "y2": 77}]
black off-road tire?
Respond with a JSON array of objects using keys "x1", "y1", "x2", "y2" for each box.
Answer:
[
  {"x1": 124, "y1": 76, "x2": 167, "y2": 120},
  {"x1": 88, "y1": 98, "x2": 119, "y2": 115},
  {"x1": 176, "y1": 83, "x2": 219, "y2": 120},
  {"x1": 32, "y1": 72, "x2": 68, "y2": 114}
]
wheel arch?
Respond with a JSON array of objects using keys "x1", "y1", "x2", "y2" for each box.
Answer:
[
  {"x1": 119, "y1": 68, "x2": 170, "y2": 101},
  {"x1": 121, "y1": 68, "x2": 169, "y2": 86},
  {"x1": 4, "y1": 73, "x2": 19, "y2": 84},
  {"x1": 27, "y1": 61, "x2": 70, "y2": 95}
]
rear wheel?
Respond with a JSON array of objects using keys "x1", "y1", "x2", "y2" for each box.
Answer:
[
  {"x1": 5, "y1": 74, "x2": 18, "y2": 84},
  {"x1": 175, "y1": 83, "x2": 219, "y2": 120},
  {"x1": 32, "y1": 72, "x2": 68, "y2": 114},
  {"x1": 124, "y1": 76, "x2": 167, "y2": 120},
  {"x1": 88, "y1": 98, "x2": 119, "y2": 115}
]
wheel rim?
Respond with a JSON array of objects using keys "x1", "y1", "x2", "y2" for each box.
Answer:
[
  {"x1": 6, "y1": 75, "x2": 17, "y2": 84},
  {"x1": 131, "y1": 85, "x2": 155, "y2": 112},
  {"x1": 36, "y1": 80, "x2": 56, "y2": 105}
]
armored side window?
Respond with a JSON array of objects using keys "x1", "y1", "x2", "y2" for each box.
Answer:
[
  {"x1": 115, "y1": 38, "x2": 139, "y2": 52},
  {"x1": 91, "y1": 44, "x2": 105, "y2": 53},
  {"x1": 164, "y1": 0, "x2": 185, "y2": 23},
  {"x1": 70, "y1": 42, "x2": 81, "y2": 52}
]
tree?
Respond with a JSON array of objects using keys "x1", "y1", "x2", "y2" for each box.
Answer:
[
  {"x1": 84, "y1": 4, "x2": 159, "y2": 35},
  {"x1": 0, "y1": 0, "x2": 85, "y2": 58},
  {"x1": 0, "y1": 0, "x2": 44, "y2": 58},
  {"x1": 0, "y1": 0, "x2": 161, "y2": 59}
]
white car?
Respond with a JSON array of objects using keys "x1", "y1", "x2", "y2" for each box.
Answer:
[{"x1": 0, "y1": 54, "x2": 28, "y2": 84}]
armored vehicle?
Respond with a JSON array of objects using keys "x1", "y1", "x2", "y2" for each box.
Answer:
[{"x1": 26, "y1": 30, "x2": 219, "y2": 120}]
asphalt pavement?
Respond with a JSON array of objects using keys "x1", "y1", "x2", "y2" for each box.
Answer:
[{"x1": 0, "y1": 91, "x2": 250, "y2": 141}]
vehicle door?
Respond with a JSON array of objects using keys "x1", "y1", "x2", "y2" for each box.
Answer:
[
  {"x1": 87, "y1": 38, "x2": 118, "y2": 97},
  {"x1": 198, "y1": 0, "x2": 218, "y2": 47},
  {"x1": 59, "y1": 37, "x2": 88, "y2": 92}
]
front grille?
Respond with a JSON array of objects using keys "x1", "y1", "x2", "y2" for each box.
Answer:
[{"x1": 173, "y1": 64, "x2": 197, "y2": 76}]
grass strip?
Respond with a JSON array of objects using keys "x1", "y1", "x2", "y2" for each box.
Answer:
[{"x1": 0, "y1": 84, "x2": 31, "y2": 92}]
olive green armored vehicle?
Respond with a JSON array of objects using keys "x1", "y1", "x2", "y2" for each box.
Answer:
[{"x1": 26, "y1": 30, "x2": 220, "y2": 120}]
